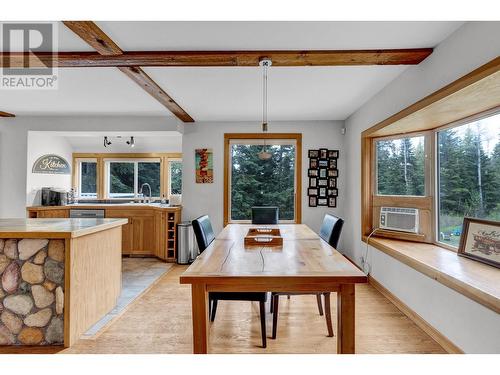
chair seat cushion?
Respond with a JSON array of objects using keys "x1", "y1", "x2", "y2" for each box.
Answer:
[{"x1": 209, "y1": 292, "x2": 267, "y2": 302}]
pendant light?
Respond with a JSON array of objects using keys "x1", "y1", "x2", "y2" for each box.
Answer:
[{"x1": 258, "y1": 58, "x2": 272, "y2": 160}]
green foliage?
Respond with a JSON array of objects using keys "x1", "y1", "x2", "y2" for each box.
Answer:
[
  {"x1": 138, "y1": 162, "x2": 161, "y2": 197},
  {"x1": 231, "y1": 144, "x2": 295, "y2": 220},
  {"x1": 170, "y1": 161, "x2": 182, "y2": 195},
  {"x1": 110, "y1": 162, "x2": 134, "y2": 195},
  {"x1": 80, "y1": 162, "x2": 96, "y2": 194}
]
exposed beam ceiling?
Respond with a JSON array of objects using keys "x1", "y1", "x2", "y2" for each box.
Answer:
[
  {"x1": 1, "y1": 48, "x2": 433, "y2": 68},
  {"x1": 0, "y1": 111, "x2": 15, "y2": 117},
  {"x1": 62, "y1": 21, "x2": 194, "y2": 123}
]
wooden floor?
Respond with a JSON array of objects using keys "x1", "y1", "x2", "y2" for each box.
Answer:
[{"x1": 2, "y1": 265, "x2": 446, "y2": 354}]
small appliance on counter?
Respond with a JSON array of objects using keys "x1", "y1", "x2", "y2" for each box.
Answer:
[{"x1": 41, "y1": 187, "x2": 68, "y2": 206}]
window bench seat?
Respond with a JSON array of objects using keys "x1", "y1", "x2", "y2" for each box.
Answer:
[{"x1": 366, "y1": 237, "x2": 500, "y2": 313}]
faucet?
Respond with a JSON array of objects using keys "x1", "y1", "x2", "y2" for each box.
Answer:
[{"x1": 139, "y1": 183, "x2": 152, "y2": 203}]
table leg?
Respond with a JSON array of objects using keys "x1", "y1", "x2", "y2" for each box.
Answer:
[
  {"x1": 191, "y1": 283, "x2": 209, "y2": 354},
  {"x1": 337, "y1": 284, "x2": 355, "y2": 354}
]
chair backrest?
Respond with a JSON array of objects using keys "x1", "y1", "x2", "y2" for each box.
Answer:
[
  {"x1": 251, "y1": 206, "x2": 279, "y2": 224},
  {"x1": 319, "y1": 214, "x2": 344, "y2": 248},
  {"x1": 192, "y1": 215, "x2": 215, "y2": 252}
]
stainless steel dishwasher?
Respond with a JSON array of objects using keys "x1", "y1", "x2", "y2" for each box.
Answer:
[{"x1": 69, "y1": 209, "x2": 105, "y2": 219}]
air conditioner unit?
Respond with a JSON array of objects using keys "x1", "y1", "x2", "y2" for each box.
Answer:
[{"x1": 379, "y1": 207, "x2": 419, "y2": 234}]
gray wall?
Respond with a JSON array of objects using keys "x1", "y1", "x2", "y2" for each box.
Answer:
[
  {"x1": 181, "y1": 120, "x2": 346, "y2": 239},
  {"x1": 343, "y1": 21, "x2": 500, "y2": 353},
  {"x1": 0, "y1": 116, "x2": 181, "y2": 217}
]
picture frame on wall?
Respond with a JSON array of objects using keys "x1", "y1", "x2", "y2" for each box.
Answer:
[
  {"x1": 318, "y1": 159, "x2": 328, "y2": 167},
  {"x1": 318, "y1": 198, "x2": 328, "y2": 206},
  {"x1": 318, "y1": 179, "x2": 327, "y2": 187},
  {"x1": 458, "y1": 217, "x2": 500, "y2": 269},
  {"x1": 309, "y1": 158, "x2": 318, "y2": 169},
  {"x1": 328, "y1": 169, "x2": 338, "y2": 177},
  {"x1": 308, "y1": 150, "x2": 319, "y2": 158},
  {"x1": 309, "y1": 178, "x2": 317, "y2": 188},
  {"x1": 328, "y1": 178, "x2": 336, "y2": 188},
  {"x1": 328, "y1": 197, "x2": 337, "y2": 207},
  {"x1": 308, "y1": 188, "x2": 318, "y2": 196},
  {"x1": 319, "y1": 188, "x2": 326, "y2": 197},
  {"x1": 319, "y1": 148, "x2": 328, "y2": 159},
  {"x1": 328, "y1": 150, "x2": 339, "y2": 158},
  {"x1": 309, "y1": 196, "x2": 317, "y2": 207},
  {"x1": 328, "y1": 159, "x2": 337, "y2": 169},
  {"x1": 319, "y1": 168, "x2": 327, "y2": 178},
  {"x1": 308, "y1": 169, "x2": 318, "y2": 177},
  {"x1": 328, "y1": 188, "x2": 338, "y2": 196}
]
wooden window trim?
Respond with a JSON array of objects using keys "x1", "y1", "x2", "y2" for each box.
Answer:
[
  {"x1": 73, "y1": 153, "x2": 182, "y2": 200},
  {"x1": 223, "y1": 133, "x2": 302, "y2": 227},
  {"x1": 361, "y1": 58, "x2": 500, "y2": 248}
]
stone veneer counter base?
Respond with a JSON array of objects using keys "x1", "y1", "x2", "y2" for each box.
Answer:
[{"x1": 0, "y1": 219, "x2": 127, "y2": 347}]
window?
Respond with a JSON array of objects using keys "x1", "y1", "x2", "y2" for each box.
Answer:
[
  {"x1": 437, "y1": 112, "x2": 500, "y2": 247},
  {"x1": 169, "y1": 160, "x2": 182, "y2": 195},
  {"x1": 77, "y1": 159, "x2": 97, "y2": 198},
  {"x1": 226, "y1": 135, "x2": 301, "y2": 223},
  {"x1": 106, "y1": 159, "x2": 161, "y2": 199},
  {"x1": 376, "y1": 135, "x2": 425, "y2": 196}
]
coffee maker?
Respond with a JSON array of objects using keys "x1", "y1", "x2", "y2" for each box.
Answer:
[{"x1": 41, "y1": 187, "x2": 68, "y2": 206}]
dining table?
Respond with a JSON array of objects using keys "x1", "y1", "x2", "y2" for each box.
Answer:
[{"x1": 179, "y1": 223, "x2": 367, "y2": 354}]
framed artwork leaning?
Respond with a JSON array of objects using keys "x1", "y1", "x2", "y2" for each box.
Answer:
[{"x1": 458, "y1": 217, "x2": 500, "y2": 269}]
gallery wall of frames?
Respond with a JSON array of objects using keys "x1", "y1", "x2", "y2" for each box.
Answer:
[{"x1": 307, "y1": 149, "x2": 339, "y2": 207}]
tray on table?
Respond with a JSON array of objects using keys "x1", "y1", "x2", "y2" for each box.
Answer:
[{"x1": 244, "y1": 227, "x2": 283, "y2": 246}]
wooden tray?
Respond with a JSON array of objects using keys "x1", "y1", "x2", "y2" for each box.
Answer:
[{"x1": 244, "y1": 228, "x2": 283, "y2": 246}]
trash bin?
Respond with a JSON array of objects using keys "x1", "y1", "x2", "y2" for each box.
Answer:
[{"x1": 177, "y1": 222, "x2": 199, "y2": 264}]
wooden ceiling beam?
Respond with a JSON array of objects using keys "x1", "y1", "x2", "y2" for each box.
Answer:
[
  {"x1": 0, "y1": 111, "x2": 15, "y2": 117},
  {"x1": 62, "y1": 21, "x2": 194, "y2": 122},
  {"x1": 1, "y1": 48, "x2": 433, "y2": 68}
]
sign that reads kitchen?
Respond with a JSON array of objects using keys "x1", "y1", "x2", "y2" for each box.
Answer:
[{"x1": 32, "y1": 154, "x2": 71, "y2": 175}]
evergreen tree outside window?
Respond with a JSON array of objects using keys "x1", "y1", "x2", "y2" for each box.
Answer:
[
  {"x1": 79, "y1": 160, "x2": 97, "y2": 198},
  {"x1": 376, "y1": 136, "x2": 425, "y2": 196},
  {"x1": 229, "y1": 140, "x2": 296, "y2": 222},
  {"x1": 169, "y1": 160, "x2": 182, "y2": 196},
  {"x1": 106, "y1": 159, "x2": 161, "y2": 199},
  {"x1": 438, "y1": 112, "x2": 500, "y2": 247}
]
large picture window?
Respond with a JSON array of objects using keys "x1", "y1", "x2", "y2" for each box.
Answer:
[
  {"x1": 225, "y1": 134, "x2": 302, "y2": 224},
  {"x1": 437, "y1": 112, "x2": 500, "y2": 247},
  {"x1": 106, "y1": 159, "x2": 161, "y2": 199}
]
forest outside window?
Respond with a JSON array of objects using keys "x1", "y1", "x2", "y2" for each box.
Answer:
[
  {"x1": 77, "y1": 159, "x2": 97, "y2": 198},
  {"x1": 106, "y1": 159, "x2": 161, "y2": 199},
  {"x1": 227, "y1": 137, "x2": 300, "y2": 223},
  {"x1": 169, "y1": 160, "x2": 182, "y2": 195},
  {"x1": 376, "y1": 135, "x2": 426, "y2": 196},
  {"x1": 437, "y1": 111, "x2": 500, "y2": 247}
]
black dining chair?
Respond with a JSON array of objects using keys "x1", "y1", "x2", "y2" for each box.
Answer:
[
  {"x1": 251, "y1": 206, "x2": 279, "y2": 225},
  {"x1": 191, "y1": 215, "x2": 268, "y2": 348},
  {"x1": 270, "y1": 214, "x2": 344, "y2": 339}
]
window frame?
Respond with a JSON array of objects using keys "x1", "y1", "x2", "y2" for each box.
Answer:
[
  {"x1": 223, "y1": 133, "x2": 302, "y2": 226},
  {"x1": 74, "y1": 158, "x2": 98, "y2": 199},
  {"x1": 72, "y1": 153, "x2": 182, "y2": 201},
  {"x1": 168, "y1": 158, "x2": 182, "y2": 197}
]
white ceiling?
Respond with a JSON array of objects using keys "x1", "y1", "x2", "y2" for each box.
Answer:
[{"x1": 0, "y1": 21, "x2": 464, "y2": 120}]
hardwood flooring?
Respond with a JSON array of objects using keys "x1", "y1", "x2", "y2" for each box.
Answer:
[{"x1": 58, "y1": 265, "x2": 445, "y2": 354}]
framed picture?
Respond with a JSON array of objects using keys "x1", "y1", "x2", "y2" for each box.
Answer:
[
  {"x1": 318, "y1": 159, "x2": 328, "y2": 167},
  {"x1": 318, "y1": 179, "x2": 328, "y2": 187},
  {"x1": 328, "y1": 169, "x2": 338, "y2": 177},
  {"x1": 328, "y1": 178, "x2": 336, "y2": 188},
  {"x1": 328, "y1": 150, "x2": 339, "y2": 158},
  {"x1": 318, "y1": 198, "x2": 328, "y2": 206},
  {"x1": 328, "y1": 188, "x2": 338, "y2": 196},
  {"x1": 308, "y1": 169, "x2": 318, "y2": 177},
  {"x1": 309, "y1": 178, "x2": 317, "y2": 188},
  {"x1": 309, "y1": 158, "x2": 318, "y2": 169},
  {"x1": 328, "y1": 159, "x2": 337, "y2": 169},
  {"x1": 309, "y1": 196, "x2": 317, "y2": 207},
  {"x1": 308, "y1": 150, "x2": 319, "y2": 158},
  {"x1": 328, "y1": 197, "x2": 337, "y2": 207},
  {"x1": 308, "y1": 188, "x2": 318, "y2": 196},
  {"x1": 458, "y1": 217, "x2": 500, "y2": 269},
  {"x1": 319, "y1": 148, "x2": 328, "y2": 159},
  {"x1": 195, "y1": 148, "x2": 213, "y2": 183},
  {"x1": 319, "y1": 188, "x2": 326, "y2": 197},
  {"x1": 319, "y1": 168, "x2": 327, "y2": 178}
]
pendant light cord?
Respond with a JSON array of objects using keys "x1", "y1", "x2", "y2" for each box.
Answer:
[{"x1": 263, "y1": 62, "x2": 268, "y2": 129}]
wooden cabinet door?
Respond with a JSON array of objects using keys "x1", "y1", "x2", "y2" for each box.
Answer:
[
  {"x1": 37, "y1": 209, "x2": 69, "y2": 218},
  {"x1": 131, "y1": 215, "x2": 156, "y2": 255},
  {"x1": 105, "y1": 210, "x2": 133, "y2": 255}
]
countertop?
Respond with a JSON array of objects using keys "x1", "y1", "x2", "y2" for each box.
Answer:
[
  {"x1": 27, "y1": 203, "x2": 182, "y2": 211},
  {"x1": 0, "y1": 218, "x2": 128, "y2": 239}
]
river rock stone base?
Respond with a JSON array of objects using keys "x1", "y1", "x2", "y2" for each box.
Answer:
[{"x1": 0, "y1": 239, "x2": 64, "y2": 345}]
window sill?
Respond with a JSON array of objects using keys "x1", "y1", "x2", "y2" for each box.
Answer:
[{"x1": 365, "y1": 236, "x2": 500, "y2": 313}]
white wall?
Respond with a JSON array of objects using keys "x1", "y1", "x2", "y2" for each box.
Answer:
[
  {"x1": 26, "y1": 133, "x2": 73, "y2": 206},
  {"x1": 181, "y1": 121, "x2": 346, "y2": 239},
  {"x1": 0, "y1": 116, "x2": 181, "y2": 218},
  {"x1": 343, "y1": 22, "x2": 500, "y2": 353}
]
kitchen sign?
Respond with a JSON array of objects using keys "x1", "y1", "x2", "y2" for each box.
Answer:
[{"x1": 32, "y1": 154, "x2": 71, "y2": 175}]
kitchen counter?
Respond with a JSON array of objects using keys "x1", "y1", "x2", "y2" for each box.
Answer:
[
  {"x1": 27, "y1": 203, "x2": 181, "y2": 211},
  {"x1": 0, "y1": 218, "x2": 128, "y2": 239},
  {"x1": 0, "y1": 218, "x2": 125, "y2": 347}
]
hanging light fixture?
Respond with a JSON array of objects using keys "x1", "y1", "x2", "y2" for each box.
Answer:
[
  {"x1": 258, "y1": 58, "x2": 272, "y2": 160},
  {"x1": 126, "y1": 136, "x2": 135, "y2": 147},
  {"x1": 103, "y1": 136, "x2": 112, "y2": 148}
]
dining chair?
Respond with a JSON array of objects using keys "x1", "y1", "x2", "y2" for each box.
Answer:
[
  {"x1": 270, "y1": 214, "x2": 344, "y2": 339},
  {"x1": 191, "y1": 215, "x2": 268, "y2": 348},
  {"x1": 251, "y1": 206, "x2": 279, "y2": 225}
]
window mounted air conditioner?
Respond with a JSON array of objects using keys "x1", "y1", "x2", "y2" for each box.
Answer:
[{"x1": 379, "y1": 207, "x2": 419, "y2": 234}]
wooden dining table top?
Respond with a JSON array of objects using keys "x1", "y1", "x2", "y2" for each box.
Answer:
[{"x1": 180, "y1": 224, "x2": 367, "y2": 285}]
